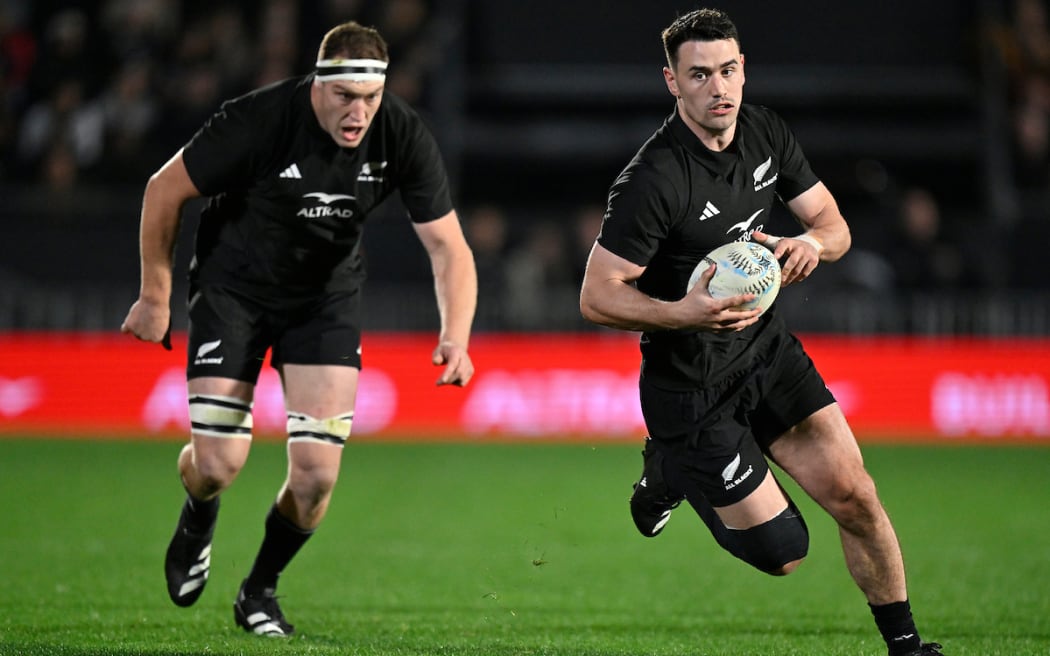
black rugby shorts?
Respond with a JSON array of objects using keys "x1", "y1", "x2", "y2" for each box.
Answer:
[
  {"x1": 185, "y1": 283, "x2": 362, "y2": 382},
  {"x1": 639, "y1": 331, "x2": 834, "y2": 506}
]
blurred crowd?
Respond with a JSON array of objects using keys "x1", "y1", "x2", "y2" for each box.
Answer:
[
  {"x1": 463, "y1": 0, "x2": 1050, "y2": 333},
  {"x1": 460, "y1": 202, "x2": 603, "y2": 330},
  {"x1": 0, "y1": 0, "x2": 446, "y2": 190},
  {"x1": 1, "y1": 0, "x2": 1049, "y2": 332},
  {"x1": 988, "y1": 0, "x2": 1050, "y2": 289}
]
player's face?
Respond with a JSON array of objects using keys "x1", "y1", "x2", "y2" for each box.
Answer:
[
  {"x1": 312, "y1": 79, "x2": 385, "y2": 148},
  {"x1": 664, "y1": 38, "x2": 745, "y2": 144}
]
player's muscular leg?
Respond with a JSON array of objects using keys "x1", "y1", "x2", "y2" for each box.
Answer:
[
  {"x1": 714, "y1": 470, "x2": 806, "y2": 575},
  {"x1": 767, "y1": 404, "x2": 909, "y2": 604},
  {"x1": 181, "y1": 377, "x2": 255, "y2": 499},
  {"x1": 279, "y1": 441, "x2": 344, "y2": 529},
  {"x1": 277, "y1": 364, "x2": 358, "y2": 529},
  {"x1": 716, "y1": 469, "x2": 790, "y2": 529}
]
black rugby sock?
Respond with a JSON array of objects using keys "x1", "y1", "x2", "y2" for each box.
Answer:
[
  {"x1": 183, "y1": 494, "x2": 219, "y2": 534},
  {"x1": 870, "y1": 599, "x2": 922, "y2": 655},
  {"x1": 243, "y1": 504, "x2": 313, "y2": 595}
]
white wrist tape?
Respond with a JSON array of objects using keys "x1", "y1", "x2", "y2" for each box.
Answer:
[
  {"x1": 758, "y1": 232, "x2": 823, "y2": 254},
  {"x1": 794, "y1": 233, "x2": 824, "y2": 254}
]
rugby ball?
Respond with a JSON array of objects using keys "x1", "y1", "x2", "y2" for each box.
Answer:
[{"x1": 687, "y1": 241, "x2": 781, "y2": 313}]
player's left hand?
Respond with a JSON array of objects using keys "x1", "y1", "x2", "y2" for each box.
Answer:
[
  {"x1": 432, "y1": 341, "x2": 474, "y2": 387},
  {"x1": 752, "y1": 229, "x2": 821, "y2": 286}
]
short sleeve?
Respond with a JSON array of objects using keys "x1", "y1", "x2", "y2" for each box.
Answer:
[
  {"x1": 597, "y1": 161, "x2": 679, "y2": 267},
  {"x1": 767, "y1": 111, "x2": 819, "y2": 202},
  {"x1": 182, "y1": 92, "x2": 275, "y2": 196},
  {"x1": 394, "y1": 110, "x2": 453, "y2": 223}
]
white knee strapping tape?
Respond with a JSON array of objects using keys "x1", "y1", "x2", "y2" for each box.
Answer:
[
  {"x1": 188, "y1": 394, "x2": 253, "y2": 439},
  {"x1": 286, "y1": 412, "x2": 354, "y2": 446}
]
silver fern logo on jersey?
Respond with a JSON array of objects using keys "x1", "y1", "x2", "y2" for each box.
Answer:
[
  {"x1": 357, "y1": 161, "x2": 387, "y2": 182},
  {"x1": 753, "y1": 155, "x2": 778, "y2": 191},
  {"x1": 298, "y1": 192, "x2": 355, "y2": 219}
]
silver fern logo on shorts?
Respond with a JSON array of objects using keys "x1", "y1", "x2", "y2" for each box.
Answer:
[
  {"x1": 194, "y1": 340, "x2": 224, "y2": 366},
  {"x1": 721, "y1": 453, "x2": 754, "y2": 491}
]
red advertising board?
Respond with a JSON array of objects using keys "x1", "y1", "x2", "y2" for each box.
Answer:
[{"x1": 1, "y1": 332, "x2": 1048, "y2": 442}]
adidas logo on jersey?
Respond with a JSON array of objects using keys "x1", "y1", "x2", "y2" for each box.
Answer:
[
  {"x1": 279, "y1": 163, "x2": 302, "y2": 179},
  {"x1": 699, "y1": 201, "x2": 720, "y2": 221}
]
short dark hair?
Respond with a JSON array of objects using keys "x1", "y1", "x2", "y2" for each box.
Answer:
[
  {"x1": 661, "y1": 8, "x2": 740, "y2": 69},
  {"x1": 317, "y1": 21, "x2": 389, "y2": 62}
]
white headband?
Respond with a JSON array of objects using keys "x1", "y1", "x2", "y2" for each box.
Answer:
[{"x1": 315, "y1": 58, "x2": 388, "y2": 82}]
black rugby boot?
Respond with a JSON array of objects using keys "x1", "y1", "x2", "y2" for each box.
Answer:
[
  {"x1": 629, "y1": 437, "x2": 684, "y2": 537},
  {"x1": 234, "y1": 580, "x2": 295, "y2": 637},
  {"x1": 164, "y1": 497, "x2": 217, "y2": 607},
  {"x1": 899, "y1": 643, "x2": 944, "y2": 656}
]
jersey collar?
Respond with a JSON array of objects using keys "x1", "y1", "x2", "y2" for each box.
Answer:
[{"x1": 666, "y1": 107, "x2": 746, "y2": 177}]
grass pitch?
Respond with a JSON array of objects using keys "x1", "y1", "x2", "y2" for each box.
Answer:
[{"x1": 0, "y1": 437, "x2": 1047, "y2": 655}]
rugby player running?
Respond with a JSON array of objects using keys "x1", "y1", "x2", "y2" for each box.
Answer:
[
  {"x1": 579, "y1": 9, "x2": 943, "y2": 655},
  {"x1": 122, "y1": 21, "x2": 476, "y2": 636}
]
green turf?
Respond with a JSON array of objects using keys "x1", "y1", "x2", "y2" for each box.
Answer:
[{"x1": 0, "y1": 438, "x2": 1047, "y2": 655}]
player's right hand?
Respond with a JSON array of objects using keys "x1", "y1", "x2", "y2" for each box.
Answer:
[
  {"x1": 121, "y1": 298, "x2": 172, "y2": 349},
  {"x1": 680, "y1": 262, "x2": 761, "y2": 333}
]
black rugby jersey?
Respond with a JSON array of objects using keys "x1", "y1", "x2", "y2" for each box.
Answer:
[
  {"x1": 182, "y1": 76, "x2": 453, "y2": 295},
  {"x1": 598, "y1": 104, "x2": 819, "y2": 389}
]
